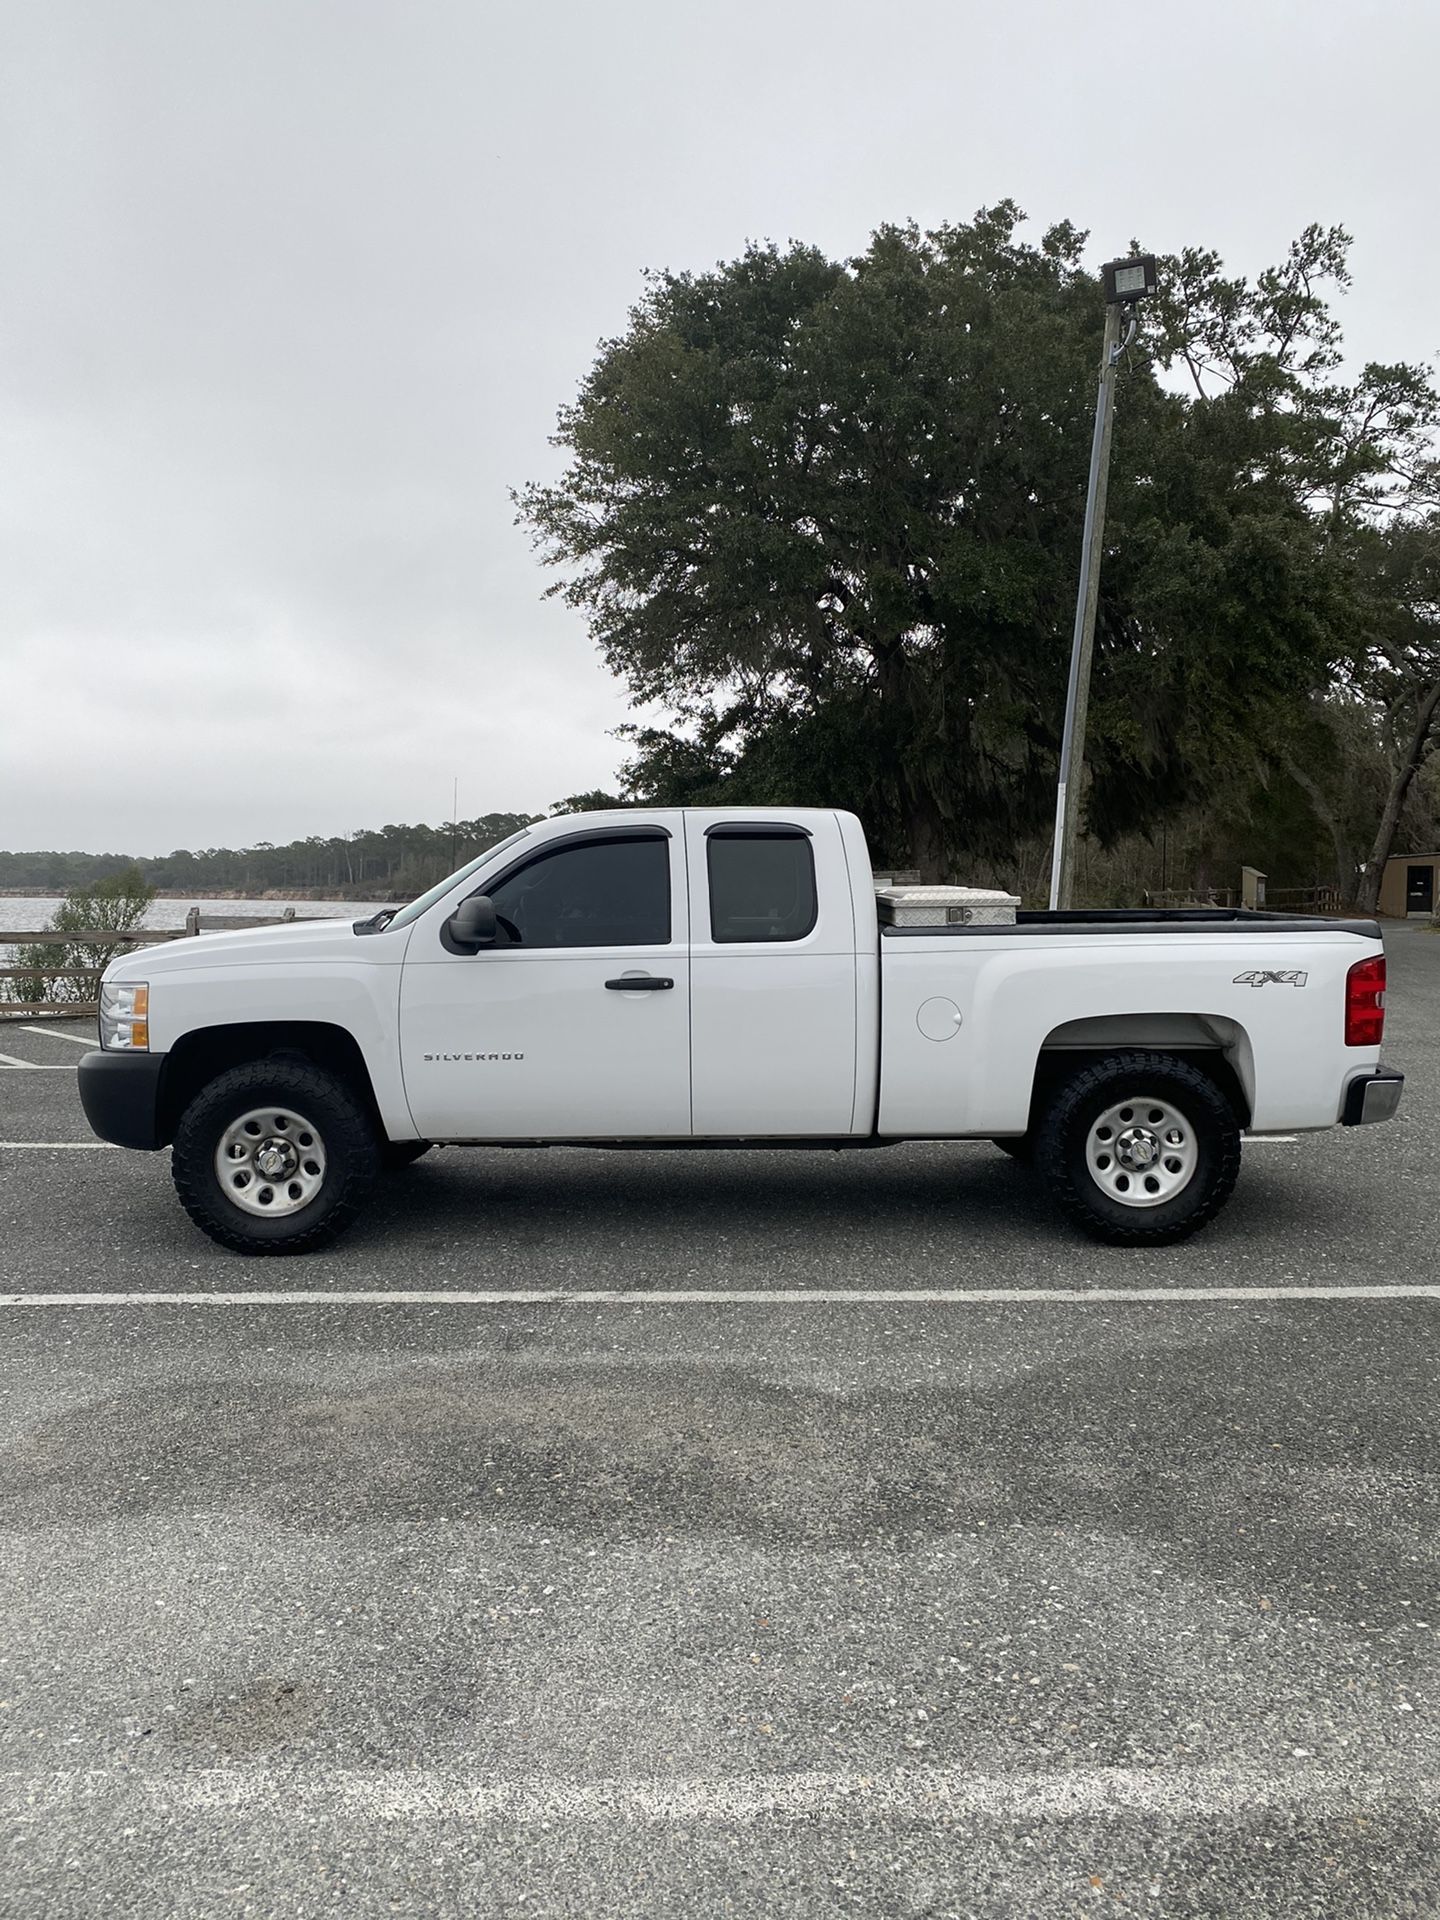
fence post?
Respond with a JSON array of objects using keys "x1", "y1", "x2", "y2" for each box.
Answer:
[{"x1": 185, "y1": 906, "x2": 200, "y2": 936}]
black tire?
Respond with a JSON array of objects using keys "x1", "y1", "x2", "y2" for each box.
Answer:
[
  {"x1": 991, "y1": 1135, "x2": 1034, "y2": 1166},
  {"x1": 171, "y1": 1060, "x2": 380, "y2": 1255},
  {"x1": 381, "y1": 1140, "x2": 432, "y2": 1172},
  {"x1": 1035, "y1": 1050, "x2": 1241, "y2": 1246}
]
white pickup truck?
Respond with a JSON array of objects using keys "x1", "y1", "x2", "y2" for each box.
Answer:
[{"x1": 79, "y1": 807, "x2": 1402, "y2": 1255}]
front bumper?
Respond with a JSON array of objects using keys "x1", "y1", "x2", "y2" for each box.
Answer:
[
  {"x1": 78, "y1": 1049, "x2": 167, "y2": 1150},
  {"x1": 1341, "y1": 1066, "x2": 1404, "y2": 1127}
]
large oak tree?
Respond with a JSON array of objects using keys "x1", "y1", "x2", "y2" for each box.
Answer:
[{"x1": 518, "y1": 206, "x2": 1432, "y2": 884}]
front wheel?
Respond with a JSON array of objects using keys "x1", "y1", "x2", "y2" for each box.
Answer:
[
  {"x1": 1036, "y1": 1051, "x2": 1241, "y2": 1246},
  {"x1": 171, "y1": 1060, "x2": 379, "y2": 1255}
]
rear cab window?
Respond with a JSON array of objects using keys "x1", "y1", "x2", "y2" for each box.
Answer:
[{"x1": 705, "y1": 826, "x2": 817, "y2": 943}]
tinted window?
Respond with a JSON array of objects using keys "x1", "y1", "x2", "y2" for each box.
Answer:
[
  {"x1": 707, "y1": 833, "x2": 817, "y2": 943},
  {"x1": 486, "y1": 835, "x2": 670, "y2": 948}
]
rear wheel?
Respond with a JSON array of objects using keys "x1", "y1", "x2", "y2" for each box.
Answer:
[
  {"x1": 171, "y1": 1060, "x2": 379, "y2": 1254},
  {"x1": 1036, "y1": 1051, "x2": 1241, "y2": 1246}
]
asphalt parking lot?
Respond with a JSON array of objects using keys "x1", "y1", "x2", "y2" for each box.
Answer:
[{"x1": 1, "y1": 924, "x2": 1437, "y2": 1919}]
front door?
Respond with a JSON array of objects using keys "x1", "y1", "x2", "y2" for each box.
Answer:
[
  {"x1": 399, "y1": 824, "x2": 691, "y2": 1139},
  {"x1": 1406, "y1": 864, "x2": 1434, "y2": 915}
]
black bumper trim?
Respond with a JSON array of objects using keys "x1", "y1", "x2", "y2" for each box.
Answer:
[
  {"x1": 1341, "y1": 1067, "x2": 1404, "y2": 1127},
  {"x1": 78, "y1": 1049, "x2": 168, "y2": 1150}
]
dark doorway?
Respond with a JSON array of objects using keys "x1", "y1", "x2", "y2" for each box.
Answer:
[{"x1": 1406, "y1": 864, "x2": 1435, "y2": 914}]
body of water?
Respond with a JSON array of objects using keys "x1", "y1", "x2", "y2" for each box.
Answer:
[
  {"x1": 0, "y1": 896, "x2": 386, "y2": 935},
  {"x1": 0, "y1": 897, "x2": 388, "y2": 973}
]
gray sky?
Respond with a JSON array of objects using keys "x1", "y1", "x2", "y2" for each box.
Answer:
[{"x1": 3, "y1": 0, "x2": 1436, "y2": 854}]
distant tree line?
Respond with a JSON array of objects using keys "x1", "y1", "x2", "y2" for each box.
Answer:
[{"x1": 0, "y1": 810, "x2": 573, "y2": 899}]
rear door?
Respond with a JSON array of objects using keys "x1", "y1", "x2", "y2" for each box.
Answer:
[
  {"x1": 400, "y1": 822, "x2": 691, "y2": 1139},
  {"x1": 684, "y1": 812, "x2": 862, "y2": 1136}
]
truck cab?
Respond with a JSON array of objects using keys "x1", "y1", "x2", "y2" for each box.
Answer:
[{"x1": 395, "y1": 809, "x2": 872, "y2": 1142}]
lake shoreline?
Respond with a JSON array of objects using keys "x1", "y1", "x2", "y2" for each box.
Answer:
[{"x1": 0, "y1": 887, "x2": 398, "y2": 902}]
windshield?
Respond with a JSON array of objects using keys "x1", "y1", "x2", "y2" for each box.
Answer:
[{"x1": 381, "y1": 828, "x2": 533, "y2": 932}]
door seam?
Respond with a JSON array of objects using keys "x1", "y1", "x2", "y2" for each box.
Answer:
[{"x1": 681, "y1": 821, "x2": 695, "y2": 1136}]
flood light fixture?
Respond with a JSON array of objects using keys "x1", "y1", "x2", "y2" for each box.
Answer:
[{"x1": 1102, "y1": 255, "x2": 1159, "y2": 303}]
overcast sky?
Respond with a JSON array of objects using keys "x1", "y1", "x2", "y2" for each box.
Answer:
[{"x1": 2, "y1": 0, "x2": 1436, "y2": 855}]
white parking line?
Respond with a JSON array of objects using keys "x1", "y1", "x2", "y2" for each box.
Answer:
[
  {"x1": 0, "y1": 1053, "x2": 38, "y2": 1068},
  {"x1": 17, "y1": 1025, "x2": 92, "y2": 1046},
  {"x1": 1243, "y1": 1135, "x2": 1299, "y2": 1144},
  {"x1": 3, "y1": 1284, "x2": 1437, "y2": 1307},
  {"x1": 0, "y1": 1761, "x2": 1430, "y2": 1824},
  {"x1": 0, "y1": 1142, "x2": 116, "y2": 1150},
  {"x1": 0, "y1": 1065, "x2": 76, "y2": 1072}
]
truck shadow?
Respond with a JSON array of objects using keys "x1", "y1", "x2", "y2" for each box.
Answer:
[
  {"x1": 371, "y1": 1140, "x2": 1029, "y2": 1229},
  {"x1": 345, "y1": 1140, "x2": 1328, "y2": 1268}
]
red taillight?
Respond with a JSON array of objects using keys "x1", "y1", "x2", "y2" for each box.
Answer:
[{"x1": 1345, "y1": 955, "x2": 1386, "y2": 1047}]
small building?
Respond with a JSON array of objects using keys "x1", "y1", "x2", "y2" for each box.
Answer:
[{"x1": 1378, "y1": 852, "x2": 1440, "y2": 918}]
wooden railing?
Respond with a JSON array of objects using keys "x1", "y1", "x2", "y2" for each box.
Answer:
[
  {"x1": 1140, "y1": 884, "x2": 1345, "y2": 915},
  {"x1": 1261, "y1": 885, "x2": 1343, "y2": 914},
  {"x1": 0, "y1": 910, "x2": 303, "y2": 1018},
  {"x1": 1141, "y1": 887, "x2": 1236, "y2": 909}
]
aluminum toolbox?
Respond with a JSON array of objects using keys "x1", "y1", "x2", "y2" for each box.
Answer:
[{"x1": 876, "y1": 884, "x2": 1020, "y2": 928}]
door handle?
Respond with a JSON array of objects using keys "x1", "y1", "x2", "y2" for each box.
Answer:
[{"x1": 604, "y1": 976, "x2": 674, "y2": 991}]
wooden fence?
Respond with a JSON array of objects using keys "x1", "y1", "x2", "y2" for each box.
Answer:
[
  {"x1": 0, "y1": 910, "x2": 302, "y2": 1018},
  {"x1": 1261, "y1": 885, "x2": 1344, "y2": 914},
  {"x1": 1140, "y1": 884, "x2": 1346, "y2": 914},
  {"x1": 1140, "y1": 886, "x2": 1237, "y2": 909}
]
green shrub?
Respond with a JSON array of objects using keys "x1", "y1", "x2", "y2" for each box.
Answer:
[{"x1": 6, "y1": 866, "x2": 156, "y2": 1005}]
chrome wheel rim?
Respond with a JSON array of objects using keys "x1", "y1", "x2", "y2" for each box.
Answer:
[
  {"x1": 1085, "y1": 1096, "x2": 1198, "y2": 1208},
  {"x1": 215, "y1": 1106, "x2": 327, "y2": 1217}
]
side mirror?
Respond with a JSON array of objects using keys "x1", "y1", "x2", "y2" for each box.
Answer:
[{"x1": 447, "y1": 894, "x2": 498, "y2": 949}]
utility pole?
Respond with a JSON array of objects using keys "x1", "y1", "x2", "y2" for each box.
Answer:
[{"x1": 1048, "y1": 254, "x2": 1158, "y2": 911}]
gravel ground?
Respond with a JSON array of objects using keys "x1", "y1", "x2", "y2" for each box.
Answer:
[{"x1": 0, "y1": 925, "x2": 1436, "y2": 1917}]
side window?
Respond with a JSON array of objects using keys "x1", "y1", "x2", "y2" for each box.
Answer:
[
  {"x1": 486, "y1": 835, "x2": 670, "y2": 948},
  {"x1": 706, "y1": 831, "x2": 818, "y2": 943}
]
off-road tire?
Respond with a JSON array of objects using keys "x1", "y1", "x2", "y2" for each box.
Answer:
[
  {"x1": 1036, "y1": 1050, "x2": 1241, "y2": 1247},
  {"x1": 171, "y1": 1060, "x2": 379, "y2": 1255},
  {"x1": 381, "y1": 1140, "x2": 432, "y2": 1172}
]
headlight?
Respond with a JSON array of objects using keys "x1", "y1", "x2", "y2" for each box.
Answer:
[{"x1": 100, "y1": 981, "x2": 149, "y2": 1051}]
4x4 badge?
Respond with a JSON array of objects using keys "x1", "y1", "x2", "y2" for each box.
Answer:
[{"x1": 1233, "y1": 970, "x2": 1308, "y2": 987}]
